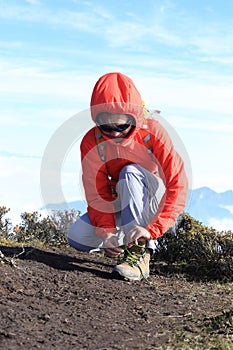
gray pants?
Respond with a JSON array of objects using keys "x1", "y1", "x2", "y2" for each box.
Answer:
[{"x1": 68, "y1": 164, "x2": 165, "y2": 252}]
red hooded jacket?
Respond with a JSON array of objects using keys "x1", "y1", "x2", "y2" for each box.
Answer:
[{"x1": 81, "y1": 72, "x2": 188, "y2": 239}]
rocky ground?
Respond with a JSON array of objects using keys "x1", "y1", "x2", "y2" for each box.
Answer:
[{"x1": 0, "y1": 244, "x2": 233, "y2": 349}]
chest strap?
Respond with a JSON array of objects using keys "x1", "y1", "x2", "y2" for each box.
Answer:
[{"x1": 95, "y1": 123, "x2": 153, "y2": 162}]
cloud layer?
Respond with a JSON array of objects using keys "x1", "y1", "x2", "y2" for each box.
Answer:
[{"x1": 0, "y1": 0, "x2": 233, "y2": 229}]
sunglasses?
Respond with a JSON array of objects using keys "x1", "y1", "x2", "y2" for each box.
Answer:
[{"x1": 97, "y1": 121, "x2": 132, "y2": 133}]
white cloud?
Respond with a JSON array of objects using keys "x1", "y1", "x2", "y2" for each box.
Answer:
[
  {"x1": 1, "y1": 54, "x2": 232, "y2": 118},
  {"x1": 220, "y1": 205, "x2": 233, "y2": 215},
  {"x1": 26, "y1": 0, "x2": 40, "y2": 5},
  {"x1": 192, "y1": 27, "x2": 233, "y2": 56},
  {"x1": 0, "y1": 0, "x2": 232, "y2": 230},
  {"x1": 159, "y1": 0, "x2": 176, "y2": 14},
  {"x1": 137, "y1": 76, "x2": 233, "y2": 115},
  {"x1": 0, "y1": 151, "x2": 39, "y2": 159},
  {"x1": 0, "y1": 2, "x2": 105, "y2": 32},
  {"x1": 102, "y1": 3, "x2": 233, "y2": 58},
  {"x1": 1, "y1": 1, "x2": 232, "y2": 62},
  {"x1": 199, "y1": 56, "x2": 233, "y2": 65},
  {"x1": 0, "y1": 66, "x2": 92, "y2": 98},
  {"x1": 191, "y1": 171, "x2": 233, "y2": 194},
  {"x1": 0, "y1": 40, "x2": 23, "y2": 49},
  {"x1": 171, "y1": 115, "x2": 233, "y2": 133},
  {"x1": 0, "y1": 153, "x2": 81, "y2": 224},
  {"x1": 208, "y1": 217, "x2": 233, "y2": 231},
  {"x1": 0, "y1": 156, "x2": 42, "y2": 224}
]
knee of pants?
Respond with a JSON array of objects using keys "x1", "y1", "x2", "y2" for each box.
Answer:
[
  {"x1": 67, "y1": 236, "x2": 97, "y2": 252},
  {"x1": 67, "y1": 221, "x2": 76, "y2": 241},
  {"x1": 119, "y1": 163, "x2": 140, "y2": 180}
]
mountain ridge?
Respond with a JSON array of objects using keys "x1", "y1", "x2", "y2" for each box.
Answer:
[
  {"x1": 186, "y1": 186, "x2": 233, "y2": 228},
  {"x1": 43, "y1": 186, "x2": 233, "y2": 230}
]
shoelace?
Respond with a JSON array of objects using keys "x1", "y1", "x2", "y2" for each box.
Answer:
[{"x1": 120, "y1": 245, "x2": 149, "y2": 282}]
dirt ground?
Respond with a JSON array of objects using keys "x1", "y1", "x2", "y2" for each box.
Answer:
[{"x1": 0, "y1": 244, "x2": 233, "y2": 350}]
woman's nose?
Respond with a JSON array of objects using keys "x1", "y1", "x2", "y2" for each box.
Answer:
[{"x1": 111, "y1": 131, "x2": 122, "y2": 137}]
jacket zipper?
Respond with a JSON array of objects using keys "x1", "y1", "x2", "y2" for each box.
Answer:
[{"x1": 116, "y1": 145, "x2": 120, "y2": 159}]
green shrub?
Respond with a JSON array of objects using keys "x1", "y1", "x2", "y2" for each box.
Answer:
[
  {"x1": 154, "y1": 213, "x2": 233, "y2": 280},
  {"x1": 1, "y1": 205, "x2": 233, "y2": 280},
  {"x1": 13, "y1": 209, "x2": 80, "y2": 246},
  {"x1": 0, "y1": 206, "x2": 12, "y2": 239}
]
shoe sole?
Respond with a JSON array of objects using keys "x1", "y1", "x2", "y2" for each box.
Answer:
[{"x1": 112, "y1": 267, "x2": 149, "y2": 281}]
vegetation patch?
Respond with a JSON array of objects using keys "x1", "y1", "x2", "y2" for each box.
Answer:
[
  {"x1": 204, "y1": 308, "x2": 233, "y2": 335},
  {"x1": 1, "y1": 206, "x2": 233, "y2": 350},
  {"x1": 1, "y1": 207, "x2": 233, "y2": 281},
  {"x1": 154, "y1": 213, "x2": 233, "y2": 281}
]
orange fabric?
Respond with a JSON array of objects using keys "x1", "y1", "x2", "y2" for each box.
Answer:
[
  {"x1": 81, "y1": 72, "x2": 188, "y2": 240},
  {"x1": 90, "y1": 72, "x2": 144, "y2": 127}
]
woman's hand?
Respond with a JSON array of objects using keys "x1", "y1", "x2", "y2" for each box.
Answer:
[
  {"x1": 103, "y1": 233, "x2": 124, "y2": 258},
  {"x1": 125, "y1": 225, "x2": 151, "y2": 247}
]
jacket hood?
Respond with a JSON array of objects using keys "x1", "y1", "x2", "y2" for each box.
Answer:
[{"x1": 90, "y1": 72, "x2": 144, "y2": 127}]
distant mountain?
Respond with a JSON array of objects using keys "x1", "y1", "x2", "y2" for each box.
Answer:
[
  {"x1": 186, "y1": 187, "x2": 233, "y2": 229},
  {"x1": 43, "y1": 187, "x2": 233, "y2": 231},
  {"x1": 42, "y1": 200, "x2": 87, "y2": 215}
]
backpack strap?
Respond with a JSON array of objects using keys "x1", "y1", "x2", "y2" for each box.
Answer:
[
  {"x1": 95, "y1": 122, "x2": 153, "y2": 162},
  {"x1": 95, "y1": 127, "x2": 118, "y2": 198},
  {"x1": 95, "y1": 123, "x2": 153, "y2": 199},
  {"x1": 95, "y1": 127, "x2": 106, "y2": 161},
  {"x1": 95, "y1": 101, "x2": 156, "y2": 162},
  {"x1": 139, "y1": 126, "x2": 153, "y2": 155}
]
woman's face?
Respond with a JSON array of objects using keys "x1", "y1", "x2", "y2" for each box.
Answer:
[{"x1": 96, "y1": 113, "x2": 135, "y2": 140}]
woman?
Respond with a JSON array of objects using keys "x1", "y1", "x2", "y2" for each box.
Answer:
[{"x1": 68, "y1": 72, "x2": 188, "y2": 281}]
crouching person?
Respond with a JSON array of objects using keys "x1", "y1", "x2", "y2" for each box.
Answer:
[{"x1": 68, "y1": 72, "x2": 189, "y2": 281}]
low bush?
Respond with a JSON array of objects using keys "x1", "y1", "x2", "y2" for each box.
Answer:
[
  {"x1": 154, "y1": 213, "x2": 233, "y2": 280},
  {"x1": 0, "y1": 206, "x2": 12, "y2": 239},
  {"x1": 1, "y1": 207, "x2": 233, "y2": 279},
  {"x1": 0, "y1": 207, "x2": 80, "y2": 246}
]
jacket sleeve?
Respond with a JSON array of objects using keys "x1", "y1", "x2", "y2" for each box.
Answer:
[
  {"x1": 80, "y1": 129, "x2": 117, "y2": 239},
  {"x1": 146, "y1": 121, "x2": 189, "y2": 239}
]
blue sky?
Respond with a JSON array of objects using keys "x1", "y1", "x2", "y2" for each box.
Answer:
[{"x1": 0, "y1": 0, "x2": 233, "y2": 228}]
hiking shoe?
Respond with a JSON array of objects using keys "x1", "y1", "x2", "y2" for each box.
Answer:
[{"x1": 112, "y1": 245, "x2": 150, "y2": 281}]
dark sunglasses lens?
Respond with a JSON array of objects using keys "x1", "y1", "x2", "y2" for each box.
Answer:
[
  {"x1": 114, "y1": 123, "x2": 131, "y2": 131},
  {"x1": 100, "y1": 123, "x2": 131, "y2": 132}
]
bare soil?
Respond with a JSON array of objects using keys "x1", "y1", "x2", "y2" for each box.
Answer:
[{"x1": 0, "y1": 244, "x2": 233, "y2": 350}]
